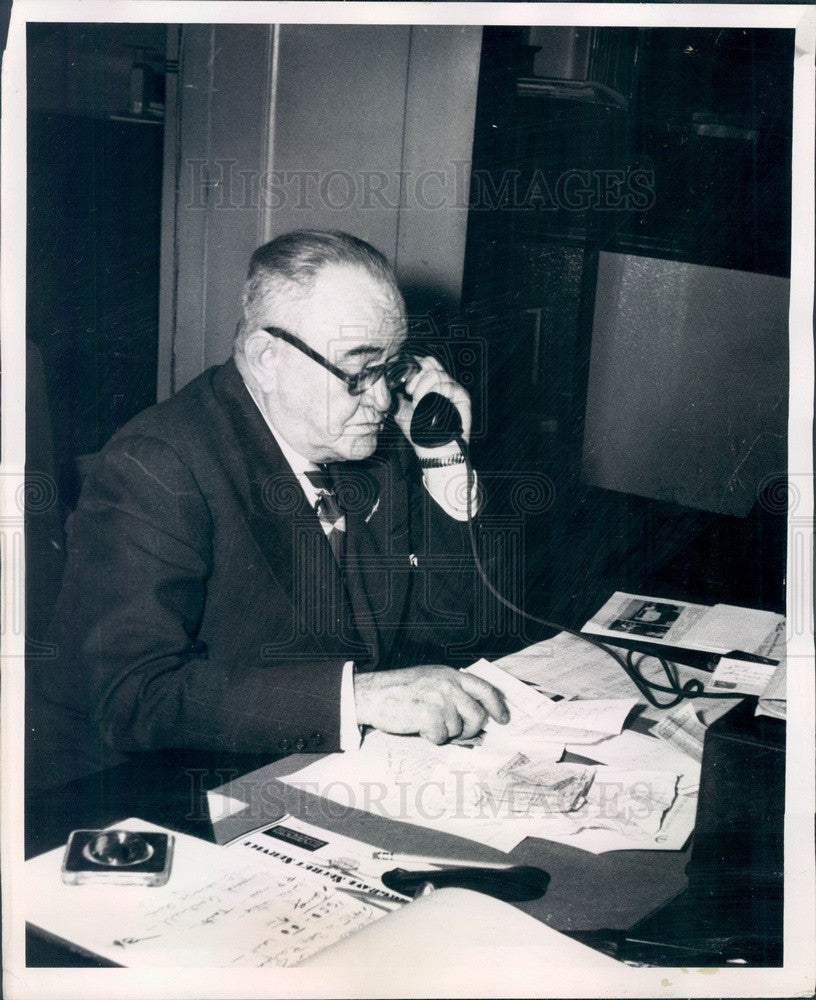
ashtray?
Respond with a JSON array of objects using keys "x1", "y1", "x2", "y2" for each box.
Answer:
[{"x1": 61, "y1": 829, "x2": 174, "y2": 886}]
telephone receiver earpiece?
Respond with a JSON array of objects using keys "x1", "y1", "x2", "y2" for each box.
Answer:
[{"x1": 409, "y1": 393, "x2": 463, "y2": 449}]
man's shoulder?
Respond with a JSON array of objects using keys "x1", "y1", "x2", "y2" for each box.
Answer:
[{"x1": 103, "y1": 359, "x2": 240, "y2": 455}]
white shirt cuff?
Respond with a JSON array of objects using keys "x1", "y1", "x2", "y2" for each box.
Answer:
[
  {"x1": 422, "y1": 466, "x2": 479, "y2": 521},
  {"x1": 339, "y1": 660, "x2": 363, "y2": 750}
]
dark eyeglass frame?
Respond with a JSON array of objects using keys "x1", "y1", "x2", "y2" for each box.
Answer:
[{"x1": 264, "y1": 325, "x2": 420, "y2": 396}]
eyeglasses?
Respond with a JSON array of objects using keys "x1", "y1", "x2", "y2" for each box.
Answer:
[{"x1": 264, "y1": 325, "x2": 420, "y2": 397}]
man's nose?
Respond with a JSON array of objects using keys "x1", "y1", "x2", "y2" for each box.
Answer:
[{"x1": 365, "y1": 372, "x2": 392, "y2": 411}]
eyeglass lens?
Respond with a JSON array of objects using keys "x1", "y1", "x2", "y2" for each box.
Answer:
[{"x1": 353, "y1": 356, "x2": 419, "y2": 394}]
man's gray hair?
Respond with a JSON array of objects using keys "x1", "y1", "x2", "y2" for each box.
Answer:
[{"x1": 234, "y1": 230, "x2": 402, "y2": 352}]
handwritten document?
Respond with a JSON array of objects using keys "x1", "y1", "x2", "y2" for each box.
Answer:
[
  {"x1": 26, "y1": 819, "x2": 396, "y2": 967},
  {"x1": 706, "y1": 656, "x2": 778, "y2": 697},
  {"x1": 463, "y1": 658, "x2": 637, "y2": 746}
]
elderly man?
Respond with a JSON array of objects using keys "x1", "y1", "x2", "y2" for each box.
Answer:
[{"x1": 31, "y1": 230, "x2": 507, "y2": 787}]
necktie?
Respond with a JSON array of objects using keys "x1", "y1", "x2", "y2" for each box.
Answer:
[
  {"x1": 305, "y1": 466, "x2": 345, "y2": 564},
  {"x1": 308, "y1": 462, "x2": 381, "y2": 668}
]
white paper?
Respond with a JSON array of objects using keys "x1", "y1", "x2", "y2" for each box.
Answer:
[
  {"x1": 206, "y1": 791, "x2": 249, "y2": 821},
  {"x1": 519, "y1": 768, "x2": 692, "y2": 854},
  {"x1": 25, "y1": 819, "x2": 396, "y2": 968},
  {"x1": 706, "y1": 656, "x2": 779, "y2": 697},
  {"x1": 464, "y1": 658, "x2": 636, "y2": 743},
  {"x1": 652, "y1": 701, "x2": 708, "y2": 763},
  {"x1": 567, "y1": 728, "x2": 701, "y2": 795},
  {"x1": 280, "y1": 738, "x2": 538, "y2": 853},
  {"x1": 552, "y1": 782, "x2": 698, "y2": 855}
]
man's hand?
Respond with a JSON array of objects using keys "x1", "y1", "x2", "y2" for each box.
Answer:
[
  {"x1": 393, "y1": 356, "x2": 472, "y2": 452},
  {"x1": 353, "y1": 665, "x2": 509, "y2": 745}
]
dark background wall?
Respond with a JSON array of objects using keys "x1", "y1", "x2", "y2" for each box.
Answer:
[
  {"x1": 26, "y1": 23, "x2": 166, "y2": 512},
  {"x1": 460, "y1": 27, "x2": 792, "y2": 630}
]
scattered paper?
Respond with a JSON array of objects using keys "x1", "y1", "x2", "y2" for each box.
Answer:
[
  {"x1": 652, "y1": 701, "x2": 708, "y2": 763},
  {"x1": 463, "y1": 658, "x2": 636, "y2": 745},
  {"x1": 280, "y1": 737, "x2": 538, "y2": 853},
  {"x1": 567, "y1": 729, "x2": 701, "y2": 795},
  {"x1": 706, "y1": 656, "x2": 778, "y2": 697},
  {"x1": 493, "y1": 631, "x2": 739, "y2": 725},
  {"x1": 281, "y1": 727, "x2": 691, "y2": 856}
]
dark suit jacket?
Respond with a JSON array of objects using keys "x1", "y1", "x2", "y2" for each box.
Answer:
[{"x1": 30, "y1": 359, "x2": 477, "y2": 786}]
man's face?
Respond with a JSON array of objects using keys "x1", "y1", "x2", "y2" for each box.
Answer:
[{"x1": 262, "y1": 263, "x2": 407, "y2": 463}]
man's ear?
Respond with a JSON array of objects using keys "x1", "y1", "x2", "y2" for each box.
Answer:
[{"x1": 243, "y1": 329, "x2": 279, "y2": 387}]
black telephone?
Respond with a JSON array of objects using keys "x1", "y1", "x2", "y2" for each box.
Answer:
[{"x1": 409, "y1": 392, "x2": 463, "y2": 448}]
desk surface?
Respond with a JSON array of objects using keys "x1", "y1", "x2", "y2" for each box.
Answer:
[
  {"x1": 26, "y1": 697, "x2": 786, "y2": 968},
  {"x1": 25, "y1": 743, "x2": 691, "y2": 968}
]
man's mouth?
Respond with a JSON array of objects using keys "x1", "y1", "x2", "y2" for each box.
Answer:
[{"x1": 352, "y1": 415, "x2": 386, "y2": 428}]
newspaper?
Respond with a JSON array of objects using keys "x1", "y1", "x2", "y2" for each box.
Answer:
[{"x1": 582, "y1": 591, "x2": 784, "y2": 656}]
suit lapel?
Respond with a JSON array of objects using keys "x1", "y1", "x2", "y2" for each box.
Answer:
[
  {"x1": 340, "y1": 447, "x2": 413, "y2": 667},
  {"x1": 212, "y1": 360, "x2": 369, "y2": 662}
]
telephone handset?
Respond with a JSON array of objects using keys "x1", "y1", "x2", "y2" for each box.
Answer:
[{"x1": 409, "y1": 392, "x2": 463, "y2": 449}]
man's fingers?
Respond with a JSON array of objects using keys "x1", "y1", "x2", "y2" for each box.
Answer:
[
  {"x1": 419, "y1": 717, "x2": 450, "y2": 745},
  {"x1": 452, "y1": 692, "x2": 487, "y2": 740},
  {"x1": 458, "y1": 673, "x2": 510, "y2": 724},
  {"x1": 442, "y1": 702, "x2": 464, "y2": 741},
  {"x1": 421, "y1": 701, "x2": 463, "y2": 745}
]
